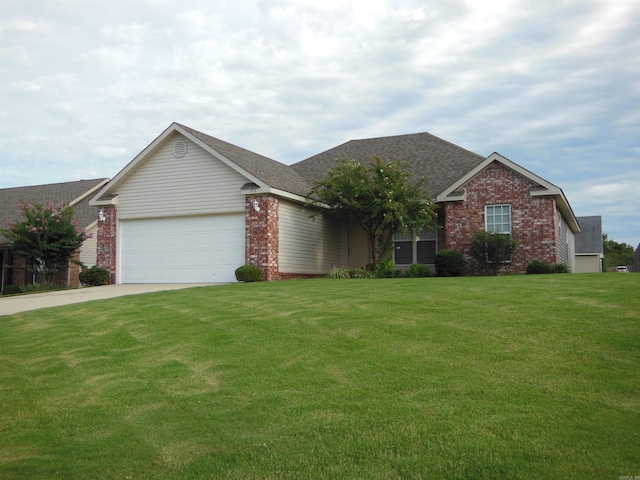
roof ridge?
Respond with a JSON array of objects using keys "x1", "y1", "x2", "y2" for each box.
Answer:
[
  {"x1": 1, "y1": 178, "x2": 108, "y2": 191},
  {"x1": 346, "y1": 131, "x2": 484, "y2": 160},
  {"x1": 175, "y1": 123, "x2": 279, "y2": 163}
]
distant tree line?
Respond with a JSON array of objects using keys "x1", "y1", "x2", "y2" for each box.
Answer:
[{"x1": 603, "y1": 233, "x2": 634, "y2": 269}]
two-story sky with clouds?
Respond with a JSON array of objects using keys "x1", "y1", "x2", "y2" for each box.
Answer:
[{"x1": 1, "y1": 0, "x2": 638, "y2": 247}]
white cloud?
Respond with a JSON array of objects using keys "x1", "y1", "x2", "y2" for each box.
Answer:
[
  {"x1": 100, "y1": 23, "x2": 150, "y2": 43},
  {"x1": 4, "y1": 73, "x2": 77, "y2": 93},
  {"x1": 0, "y1": 18, "x2": 53, "y2": 34},
  {"x1": 0, "y1": 0, "x2": 638, "y2": 245}
]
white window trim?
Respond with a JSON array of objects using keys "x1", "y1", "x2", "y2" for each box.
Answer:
[{"x1": 485, "y1": 204, "x2": 512, "y2": 234}]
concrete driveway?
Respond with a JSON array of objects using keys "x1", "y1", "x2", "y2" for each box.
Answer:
[{"x1": 0, "y1": 284, "x2": 221, "y2": 316}]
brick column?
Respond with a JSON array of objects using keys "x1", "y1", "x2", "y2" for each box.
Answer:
[
  {"x1": 245, "y1": 196, "x2": 279, "y2": 281},
  {"x1": 96, "y1": 206, "x2": 117, "y2": 284}
]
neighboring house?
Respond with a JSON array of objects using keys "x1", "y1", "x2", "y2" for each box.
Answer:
[
  {"x1": 89, "y1": 123, "x2": 580, "y2": 283},
  {"x1": 0, "y1": 178, "x2": 109, "y2": 293},
  {"x1": 575, "y1": 216, "x2": 604, "y2": 273}
]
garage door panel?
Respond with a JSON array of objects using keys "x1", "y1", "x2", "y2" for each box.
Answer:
[{"x1": 121, "y1": 215, "x2": 244, "y2": 283}]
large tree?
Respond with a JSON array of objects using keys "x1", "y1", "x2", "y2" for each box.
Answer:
[
  {"x1": 2, "y1": 201, "x2": 89, "y2": 285},
  {"x1": 308, "y1": 156, "x2": 437, "y2": 267},
  {"x1": 603, "y1": 233, "x2": 633, "y2": 268}
]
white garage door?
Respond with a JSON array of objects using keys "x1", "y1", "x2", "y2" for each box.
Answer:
[{"x1": 120, "y1": 214, "x2": 245, "y2": 283}]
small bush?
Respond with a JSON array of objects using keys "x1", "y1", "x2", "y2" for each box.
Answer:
[
  {"x1": 20, "y1": 283, "x2": 59, "y2": 293},
  {"x1": 328, "y1": 267, "x2": 352, "y2": 279},
  {"x1": 3, "y1": 285, "x2": 22, "y2": 295},
  {"x1": 553, "y1": 263, "x2": 569, "y2": 274},
  {"x1": 375, "y1": 259, "x2": 396, "y2": 278},
  {"x1": 235, "y1": 265, "x2": 264, "y2": 282},
  {"x1": 435, "y1": 250, "x2": 466, "y2": 277},
  {"x1": 328, "y1": 267, "x2": 375, "y2": 279},
  {"x1": 526, "y1": 260, "x2": 550, "y2": 274},
  {"x1": 407, "y1": 263, "x2": 432, "y2": 278},
  {"x1": 351, "y1": 268, "x2": 375, "y2": 279},
  {"x1": 526, "y1": 260, "x2": 569, "y2": 274},
  {"x1": 79, "y1": 266, "x2": 110, "y2": 286},
  {"x1": 468, "y1": 230, "x2": 519, "y2": 276}
]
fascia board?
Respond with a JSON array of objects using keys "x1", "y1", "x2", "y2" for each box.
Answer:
[
  {"x1": 435, "y1": 192, "x2": 466, "y2": 203},
  {"x1": 172, "y1": 124, "x2": 270, "y2": 191},
  {"x1": 70, "y1": 178, "x2": 110, "y2": 207},
  {"x1": 89, "y1": 122, "x2": 270, "y2": 206},
  {"x1": 252, "y1": 187, "x2": 311, "y2": 205},
  {"x1": 435, "y1": 152, "x2": 580, "y2": 232},
  {"x1": 89, "y1": 123, "x2": 181, "y2": 205},
  {"x1": 435, "y1": 154, "x2": 495, "y2": 202},
  {"x1": 90, "y1": 195, "x2": 119, "y2": 207},
  {"x1": 85, "y1": 219, "x2": 98, "y2": 231}
]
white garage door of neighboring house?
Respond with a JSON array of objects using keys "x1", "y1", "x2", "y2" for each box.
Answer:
[{"x1": 120, "y1": 215, "x2": 245, "y2": 283}]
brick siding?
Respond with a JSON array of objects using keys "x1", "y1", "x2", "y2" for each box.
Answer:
[
  {"x1": 444, "y1": 162, "x2": 558, "y2": 274},
  {"x1": 96, "y1": 206, "x2": 117, "y2": 284},
  {"x1": 245, "y1": 196, "x2": 280, "y2": 281}
]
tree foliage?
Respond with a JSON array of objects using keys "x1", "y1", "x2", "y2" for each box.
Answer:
[
  {"x1": 308, "y1": 156, "x2": 437, "y2": 266},
  {"x1": 1, "y1": 201, "x2": 89, "y2": 285},
  {"x1": 603, "y1": 233, "x2": 633, "y2": 268},
  {"x1": 468, "y1": 229, "x2": 518, "y2": 275}
]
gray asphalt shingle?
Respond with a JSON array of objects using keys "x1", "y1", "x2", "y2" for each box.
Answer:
[
  {"x1": 0, "y1": 179, "x2": 107, "y2": 244},
  {"x1": 290, "y1": 132, "x2": 486, "y2": 197}
]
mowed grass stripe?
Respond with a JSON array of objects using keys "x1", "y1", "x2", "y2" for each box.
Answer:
[{"x1": 1, "y1": 274, "x2": 638, "y2": 479}]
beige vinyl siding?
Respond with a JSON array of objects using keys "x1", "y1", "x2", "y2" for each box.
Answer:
[
  {"x1": 279, "y1": 200, "x2": 346, "y2": 274},
  {"x1": 575, "y1": 255, "x2": 601, "y2": 273},
  {"x1": 80, "y1": 224, "x2": 98, "y2": 267},
  {"x1": 116, "y1": 133, "x2": 247, "y2": 219},
  {"x1": 557, "y1": 209, "x2": 576, "y2": 272}
]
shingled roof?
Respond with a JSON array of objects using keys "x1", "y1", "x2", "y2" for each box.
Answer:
[
  {"x1": 0, "y1": 179, "x2": 108, "y2": 244},
  {"x1": 290, "y1": 132, "x2": 486, "y2": 197},
  {"x1": 176, "y1": 124, "x2": 311, "y2": 197},
  {"x1": 576, "y1": 216, "x2": 603, "y2": 254}
]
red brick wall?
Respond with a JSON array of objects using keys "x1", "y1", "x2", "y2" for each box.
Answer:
[
  {"x1": 12, "y1": 255, "x2": 26, "y2": 286},
  {"x1": 96, "y1": 206, "x2": 117, "y2": 284},
  {"x1": 245, "y1": 196, "x2": 280, "y2": 281},
  {"x1": 49, "y1": 250, "x2": 81, "y2": 288},
  {"x1": 444, "y1": 162, "x2": 558, "y2": 274}
]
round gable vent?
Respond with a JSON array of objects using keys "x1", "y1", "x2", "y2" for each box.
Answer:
[{"x1": 172, "y1": 140, "x2": 188, "y2": 158}]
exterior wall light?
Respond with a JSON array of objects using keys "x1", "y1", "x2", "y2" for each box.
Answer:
[
  {"x1": 252, "y1": 199, "x2": 261, "y2": 212},
  {"x1": 98, "y1": 209, "x2": 106, "y2": 222}
]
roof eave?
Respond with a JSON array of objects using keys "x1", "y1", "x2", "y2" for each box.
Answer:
[
  {"x1": 531, "y1": 188, "x2": 580, "y2": 233},
  {"x1": 89, "y1": 123, "x2": 273, "y2": 205},
  {"x1": 436, "y1": 152, "x2": 580, "y2": 233}
]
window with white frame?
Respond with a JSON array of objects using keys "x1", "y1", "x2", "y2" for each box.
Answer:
[
  {"x1": 393, "y1": 227, "x2": 437, "y2": 265},
  {"x1": 485, "y1": 204, "x2": 511, "y2": 234}
]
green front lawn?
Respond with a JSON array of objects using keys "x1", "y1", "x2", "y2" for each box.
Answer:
[{"x1": 1, "y1": 274, "x2": 639, "y2": 479}]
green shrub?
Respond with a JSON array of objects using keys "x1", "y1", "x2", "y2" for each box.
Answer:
[
  {"x1": 435, "y1": 250, "x2": 466, "y2": 277},
  {"x1": 526, "y1": 260, "x2": 551, "y2": 274},
  {"x1": 375, "y1": 259, "x2": 396, "y2": 278},
  {"x1": 407, "y1": 263, "x2": 432, "y2": 278},
  {"x1": 553, "y1": 263, "x2": 569, "y2": 273},
  {"x1": 79, "y1": 266, "x2": 110, "y2": 286},
  {"x1": 3, "y1": 285, "x2": 22, "y2": 295},
  {"x1": 351, "y1": 268, "x2": 375, "y2": 279},
  {"x1": 328, "y1": 267, "x2": 375, "y2": 279},
  {"x1": 19, "y1": 283, "x2": 59, "y2": 293},
  {"x1": 468, "y1": 230, "x2": 518, "y2": 276},
  {"x1": 526, "y1": 260, "x2": 569, "y2": 274},
  {"x1": 235, "y1": 265, "x2": 264, "y2": 282},
  {"x1": 328, "y1": 267, "x2": 352, "y2": 279}
]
